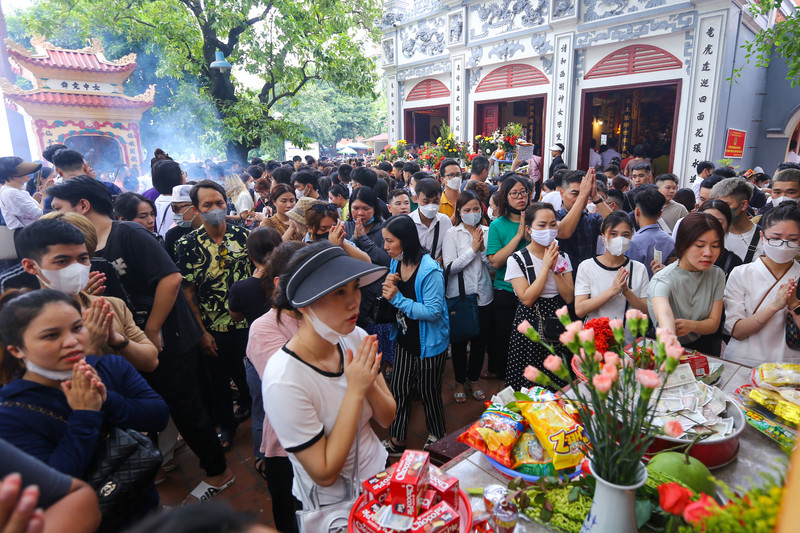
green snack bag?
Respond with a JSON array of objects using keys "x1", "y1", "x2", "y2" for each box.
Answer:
[{"x1": 511, "y1": 427, "x2": 556, "y2": 477}]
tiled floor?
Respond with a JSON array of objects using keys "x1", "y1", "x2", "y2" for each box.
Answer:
[{"x1": 156, "y1": 359, "x2": 510, "y2": 528}]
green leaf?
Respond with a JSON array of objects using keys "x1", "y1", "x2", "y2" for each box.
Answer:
[
  {"x1": 568, "y1": 485, "x2": 581, "y2": 503},
  {"x1": 635, "y1": 498, "x2": 654, "y2": 529}
]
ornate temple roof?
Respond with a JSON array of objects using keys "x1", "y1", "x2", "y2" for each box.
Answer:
[
  {"x1": 6, "y1": 36, "x2": 137, "y2": 74},
  {"x1": 0, "y1": 80, "x2": 155, "y2": 110}
]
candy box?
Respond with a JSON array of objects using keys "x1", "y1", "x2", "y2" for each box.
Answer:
[
  {"x1": 427, "y1": 466, "x2": 459, "y2": 511},
  {"x1": 410, "y1": 501, "x2": 458, "y2": 533},
  {"x1": 682, "y1": 352, "x2": 710, "y2": 378},
  {"x1": 390, "y1": 450, "x2": 430, "y2": 517},
  {"x1": 363, "y1": 465, "x2": 395, "y2": 504},
  {"x1": 352, "y1": 502, "x2": 394, "y2": 533},
  {"x1": 420, "y1": 489, "x2": 437, "y2": 512}
]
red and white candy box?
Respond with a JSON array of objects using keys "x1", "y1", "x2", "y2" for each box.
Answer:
[
  {"x1": 428, "y1": 466, "x2": 459, "y2": 511},
  {"x1": 390, "y1": 450, "x2": 430, "y2": 517},
  {"x1": 410, "y1": 501, "x2": 458, "y2": 533},
  {"x1": 352, "y1": 501, "x2": 393, "y2": 533},
  {"x1": 362, "y1": 465, "x2": 395, "y2": 504}
]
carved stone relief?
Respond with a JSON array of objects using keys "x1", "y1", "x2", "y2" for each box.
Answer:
[
  {"x1": 488, "y1": 39, "x2": 525, "y2": 61},
  {"x1": 449, "y1": 13, "x2": 464, "y2": 44},
  {"x1": 397, "y1": 60, "x2": 451, "y2": 81},
  {"x1": 552, "y1": 0, "x2": 574, "y2": 18},
  {"x1": 583, "y1": 0, "x2": 667, "y2": 23},
  {"x1": 530, "y1": 33, "x2": 554, "y2": 55},
  {"x1": 468, "y1": 68, "x2": 483, "y2": 92},
  {"x1": 469, "y1": 0, "x2": 547, "y2": 40},
  {"x1": 382, "y1": 39, "x2": 395, "y2": 65},
  {"x1": 400, "y1": 18, "x2": 446, "y2": 58},
  {"x1": 467, "y1": 47, "x2": 484, "y2": 68},
  {"x1": 574, "y1": 11, "x2": 696, "y2": 47}
]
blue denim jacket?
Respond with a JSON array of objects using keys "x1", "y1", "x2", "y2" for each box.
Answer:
[{"x1": 389, "y1": 254, "x2": 450, "y2": 358}]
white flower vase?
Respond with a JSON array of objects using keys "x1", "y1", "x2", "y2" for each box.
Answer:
[{"x1": 581, "y1": 460, "x2": 647, "y2": 533}]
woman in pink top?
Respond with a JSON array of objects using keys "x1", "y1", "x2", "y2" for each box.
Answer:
[{"x1": 245, "y1": 241, "x2": 305, "y2": 533}]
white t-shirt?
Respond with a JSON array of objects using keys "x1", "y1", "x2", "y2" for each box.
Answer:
[
  {"x1": 723, "y1": 259, "x2": 800, "y2": 366},
  {"x1": 541, "y1": 191, "x2": 563, "y2": 211},
  {"x1": 574, "y1": 257, "x2": 649, "y2": 322},
  {"x1": 234, "y1": 190, "x2": 254, "y2": 216},
  {"x1": 505, "y1": 248, "x2": 573, "y2": 298},
  {"x1": 725, "y1": 224, "x2": 762, "y2": 263},
  {"x1": 154, "y1": 194, "x2": 173, "y2": 238},
  {"x1": 262, "y1": 327, "x2": 388, "y2": 506}
]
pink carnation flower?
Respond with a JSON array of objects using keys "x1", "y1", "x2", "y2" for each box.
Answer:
[
  {"x1": 602, "y1": 362, "x2": 619, "y2": 381},
  {"x1": 556, "y1": 306, "x2": 569, "y2": 319},
  {"x1": 604, "y1": 352, "x2": 620, "y2": 367},
  {"x1": 578, "y1": 328, "x2": 595, "y2": 344},
  {"x1": 559, "y1": 329, "x2": 576, "y2": 346},
  {"x1": 664, "y1": 418, "x2": 684, "y2": 438},
  {"x1": 517, "y1": 320, "x2": 533, "y2": 335},
  {"x1": 565, "y1": 321, "x2": 583, "y2": 336},
  {"x1": 593, "y1": 373, "x2": 613, "y2": 394},
  {"x1": 608, "y1": 318, "x2": 624, "y2": 331},
  {"x1": 524, "y1": 365, "x2": 540, "y2": 382},
  {"x1": 543, "y1": 355, "x2": 562, "y2": 373},
  {"x1": 636, "y1": 369, "x2": 662, "y2": 389},
  {"x1": 665, "y1": 343, "x2": 684, "y2": 360},
  {"x1": 626, "y1": 309, "x2": 646, "y2": 321}
]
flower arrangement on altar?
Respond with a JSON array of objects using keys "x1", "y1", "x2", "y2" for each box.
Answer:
[
  {"x1": 518, "y1": 308, "x2": 683, "y2": 486},
  {"x1": 475, "y1": 134, "x2": 499, "y2": 157},
  {"x1": 500, "y1": 122, "x2": 523, "y2": 152},
  {"x1": 378, "y1": 139, "x2": 408, "y2": 162}
]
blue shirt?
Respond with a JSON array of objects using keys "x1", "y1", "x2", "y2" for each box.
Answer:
[
  {"x1": 556, "y1": 207, "x2": 603, "y2": 270},
  {"x1": 627, "y1": 223, "x2": 675, "y2": 278}
]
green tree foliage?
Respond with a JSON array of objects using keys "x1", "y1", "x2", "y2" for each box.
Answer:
[
  {"x1": 10, "y1": 0, "x2": 382, "y2": 160},
  {"x1": 734, "y1": 2, "x2": 800, "y2": 86}
]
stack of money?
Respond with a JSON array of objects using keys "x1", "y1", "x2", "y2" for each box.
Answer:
[{"x1": 651, "y1": 363, "x2": 735, "y2": 440}]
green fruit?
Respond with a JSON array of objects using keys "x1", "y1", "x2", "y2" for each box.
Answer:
[{"x1": 647, "y1": 452, "x2": 716, "y2": 496}]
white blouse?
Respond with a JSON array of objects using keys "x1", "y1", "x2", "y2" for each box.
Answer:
[
  {"x1": 441, "y1": 224, "x2": 494, "y2": 306},
  {"x1": 723, "y1": 258, "x2": 800, "y2": 366}
]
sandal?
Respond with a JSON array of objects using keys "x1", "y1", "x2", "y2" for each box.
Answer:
[
  {"x1": 254, "y1": 457, "x2": 269, "y2": 482},
  {"x1": 472, "y1": 388, "x2": 486, "y2": 401},
  {"x1": 454, "y1": 392, "x2": 467, "y2": 403},
  {"x1": 183, "y1": 475, "x2": 236, "y2": 505},
  {"x1": 234, "y1": 405, "x2": 251, "y2": 424},
  {"x1": 382, "y1": 438, "x2": 406, "y2": 457}
]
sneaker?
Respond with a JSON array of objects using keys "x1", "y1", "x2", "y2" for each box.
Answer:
[
  {"x1": 425, "y1": 434, "x2": 440, "y2": 447},
  {"x1": 382, "y1": 438, "x2": 406, "y2": 457}
]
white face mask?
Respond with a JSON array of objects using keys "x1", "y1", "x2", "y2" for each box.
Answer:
[
  {"x1": 772, "y1": 196, "x2": 799, "y2": 206},
  {"x1": 461, "y1": 211, "x2": 481, "y2": 226},
  {"x1": 307, "y1": 308, "x2": 347, "y2": 345},
  {"x1": 418, "y1": 203, "x2": 440, "y2": 220},
  {"x1": 605, "y1": 236, "x2": 631, "y2": 256},
  {"x1": 487, "y1": 207, "x2": 495, "y2": 220},
  {"x1": 25, "y1": 356, "x2": 75, "y2": 381},
  {"x1": 295, "y1": 188, "x2": 306, "y2": 200},
  {"x1": 409, "y1": 186, "x2": 416, "y2": 200},
  {"x1": 37, "y1": 262, "x2": 90, "y2": 295},
  {"x1": 248, "y1": 182, "x2": 255, "y2": 190},
  {"x1": 530, "y1": 228, "x2": 558, "y2": 247},
  {"x1": 446, "y1": 177, "x2": 462, "y2": 191},
  {"x1": 763, "y1": 239, "x2": 798, "y2": 264}
]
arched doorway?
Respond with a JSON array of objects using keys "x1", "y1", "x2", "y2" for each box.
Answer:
[{"x1": 65, "y1": 135, "x2": 124, "y2": 173}]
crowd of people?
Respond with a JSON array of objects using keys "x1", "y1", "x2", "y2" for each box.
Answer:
[{"x1": 0, "y1": 139, "x2": 797, "y2": 533}]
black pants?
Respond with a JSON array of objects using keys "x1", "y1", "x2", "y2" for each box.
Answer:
[
  {"x1": 265, "y1": 456, "x2": 300, "y2": 533},
  {"x1": 488, "y1": 288, "x2": 517, "y2": 377},
  {"x1": 206, "y1": 329, "x2": 252, "y2": 433},
  {"x1": 451, "y1": 303, "x2": 492, "y2": 384},
  {"x1": 142, "y1": 344, "x2": 227, "y2": 477},
  {"x1": 389, "y1": 346, "x2": 447, "y2": 442}
]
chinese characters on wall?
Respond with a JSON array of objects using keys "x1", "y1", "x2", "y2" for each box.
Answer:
[
  {"x1": 550, "y1": 35, "x2": 573, "y2": 158},
  {"x1": 451, "y1": 56, "x2": 466, "y2": 142}
]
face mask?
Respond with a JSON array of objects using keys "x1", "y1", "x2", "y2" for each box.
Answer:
[
  {"x1": 307, "y1": 308, "x2": 347, "y2": 344},
  {"x1": 530, "y1": 228, "x2": 558, "y2": 247},
  {"x1": 295, "y1": 188, "x2": 306, "y2": 200},
  {"x1": 605, "y1": 236, "x2": 631, "y2": 256},
  {"x1": 37, "y1": 262, "x2": 90, "y2": 295},
  {"x1": 487, "y1": 207, "x2": 496, "y2": 220},
  {"x1": 418, "y1": 203, "x2": 440, "y2": 219},
  {"x1": 201, "y1": 208, "x2": 226, "y2": 226},
  {"x1": 763, "y1": 240, "x2": 798, "y2": 263},
  {"x1": 446, "y1": 177, "x2": 462, "y2": 190},
  {"x1": 316, "y1": 232, "x2": 329, "y2": 241},
  {"x1": 772, "y1": 196, "x2": 798, "y2": 206},
  {"x1": 508, "y1": 206, "x2": 522, "y2": 215},
  {"x1": 173, "y1": 211, "x2": 195, "y2": 229},
  {"x1": 409, "y1": 186, "x2": 416, "y2": 199},
  {"x1": 25, "y1": 356, "x2": 75, "y2": 381},
  {"x1": 248, "y1": 182, "x2": 255, "y2": 190},
  {"x1": 462, "y1": 211, "x2": 481, "y2": 226},
  {"x1": 586, "y1": 203, "x2": 597, "y2": 214}
]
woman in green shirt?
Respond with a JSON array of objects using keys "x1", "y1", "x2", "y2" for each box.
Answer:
[{"x1": 486, "y1": 175, "x2": 532, "y2": 380}]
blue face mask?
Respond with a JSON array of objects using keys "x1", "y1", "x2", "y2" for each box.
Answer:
[{"x1": 365, "y1": 216, "x2": 374, "y2": 225}]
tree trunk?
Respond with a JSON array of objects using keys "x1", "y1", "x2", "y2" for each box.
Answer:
[{"x1": 226, "y1": 140, "x2": 250, "y2": 162}]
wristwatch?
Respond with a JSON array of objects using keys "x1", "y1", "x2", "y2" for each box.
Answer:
[
  {"x1": 110, "y1": 335, "x2": 130, "y2": 351},
  {"x1": 793, "y1": 304, "x2": 800, "y2": 316},
  {"x1": 593, "y1": 197, "x2": 604, "y2": 205}
]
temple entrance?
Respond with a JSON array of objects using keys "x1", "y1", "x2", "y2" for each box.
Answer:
[
  {"x1": 579, "y1": 82, "x2": 680, "y2": 172},
  {"x1": 65, "y1": 135, "x2": 124, "y2": 172},
  {"x1": 475, "y1": 97, "x2": 546, "y2": 150},
  {"x1": 404, "y1": 106, "x2": 449, "y2": 145}
]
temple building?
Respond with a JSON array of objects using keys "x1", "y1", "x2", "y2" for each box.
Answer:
[
  {"x1": 0, "y1": 36, "x2": 154, "y2": 174},
  {"x1": 381, "y1": 0, "x2": 800, "y2": 183}
]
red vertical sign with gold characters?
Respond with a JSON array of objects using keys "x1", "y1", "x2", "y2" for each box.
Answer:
[{"x1": 723, "y1": 129, "x2": 746, "y2": 158}]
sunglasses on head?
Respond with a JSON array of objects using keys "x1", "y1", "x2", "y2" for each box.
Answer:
[{"x1": 311, "y1": 203, "x2": 339, "y2": 214}]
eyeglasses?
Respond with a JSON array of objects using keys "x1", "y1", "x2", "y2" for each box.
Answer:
[
  {"x1": 443, "y1": 173, "x2": 461, "y2": 179},
  {"x1": 171, "y1": 203, "x2": 192, "y2": 213},
  {"x1": 311, "y1": 203, "x2": 339, "y2": 214},
  {"x1": 765, "y1": 238, "x2": 800, "y2": 249},
  {"x1": 508, "y1": 191, "x2": 529, "y2": 199}
]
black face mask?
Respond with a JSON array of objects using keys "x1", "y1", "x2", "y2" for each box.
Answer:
[
  {"x1": 316, "y1": 232, "x2": 329, "y2": 241},
  {"x1": 508, "y1": 206, "x2": 522, "y2": 215}
]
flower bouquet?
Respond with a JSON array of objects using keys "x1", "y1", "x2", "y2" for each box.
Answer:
[
  {"x1": 382, "y1": 140, "x2": 408, "y2": 163},
  {"x1": 418, "y1": 143, "x2": 441, "y2": 169},
  {"x1": 518, "y1": 309, "x2": 684, "y2": 486},
  {"x1": 500, "y1": 122, "x2": 524, "y2": 153},
  {"x1": 436, "y1": 122, "x2": 460, "y2": 159},
  {"x1": 475, "y1": 134, "x2": 499, "y2": 157}
]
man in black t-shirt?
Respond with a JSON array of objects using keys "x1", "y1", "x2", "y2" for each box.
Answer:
[{"x1": 48, "y1": 176, "x2": 235, "y2": 502}]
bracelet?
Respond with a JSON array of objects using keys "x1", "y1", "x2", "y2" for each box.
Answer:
[
  {"x1": 110, "y1": 335, "x2": 130, "y2": 351},
  {"x1": 753, "y1": 313, "x2": 763, "y2": 324}
]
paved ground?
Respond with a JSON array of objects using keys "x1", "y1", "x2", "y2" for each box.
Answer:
[{"x1": 156, "y1": 360, "x2": 510, "y2": 528}]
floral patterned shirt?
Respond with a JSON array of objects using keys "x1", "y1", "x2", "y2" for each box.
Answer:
[{"x1": 175, "y1": 223, "x2": 252, "y2": 332}]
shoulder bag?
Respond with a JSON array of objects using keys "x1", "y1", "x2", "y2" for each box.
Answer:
[
  {"x1": 295, "y1": 410, "x2": 361, "y2": 533},
  {"x1": 444, "y1": 261, "x2": 480, "y2": 344},
  {"x1": 512, "y1": 249, "x2": 565, "y2": 342},
  {"x1": 0, "y1": 402, "x2": 161, "y2": 532}
]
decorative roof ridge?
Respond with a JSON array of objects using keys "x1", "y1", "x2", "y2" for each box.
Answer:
[
  {"x1": 0, "y1": 78, "x2": 24, "y2": 95},
  {"x1": 7, "y1": 36, "x2": 137, "y2": 67},
  {"x1": 132, "y1": 84, "x2": 156, "y2": 102},
  {"x1": 0, "y1": 84, "x2": 155, "y2": 104}
]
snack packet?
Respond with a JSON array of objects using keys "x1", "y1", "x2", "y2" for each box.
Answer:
[
  {"x1": 751, "y1": 363, "x2": 800, "y2": 391},
  {"x1": 457, "y1": 404, "x2": 525, "y2": 467},
  {"x1": 519, "y1": 401, "x2": 588, "y2": 470},
  {"x1": 510, "y1": 427, "x2": 555, "y2": 477}
]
